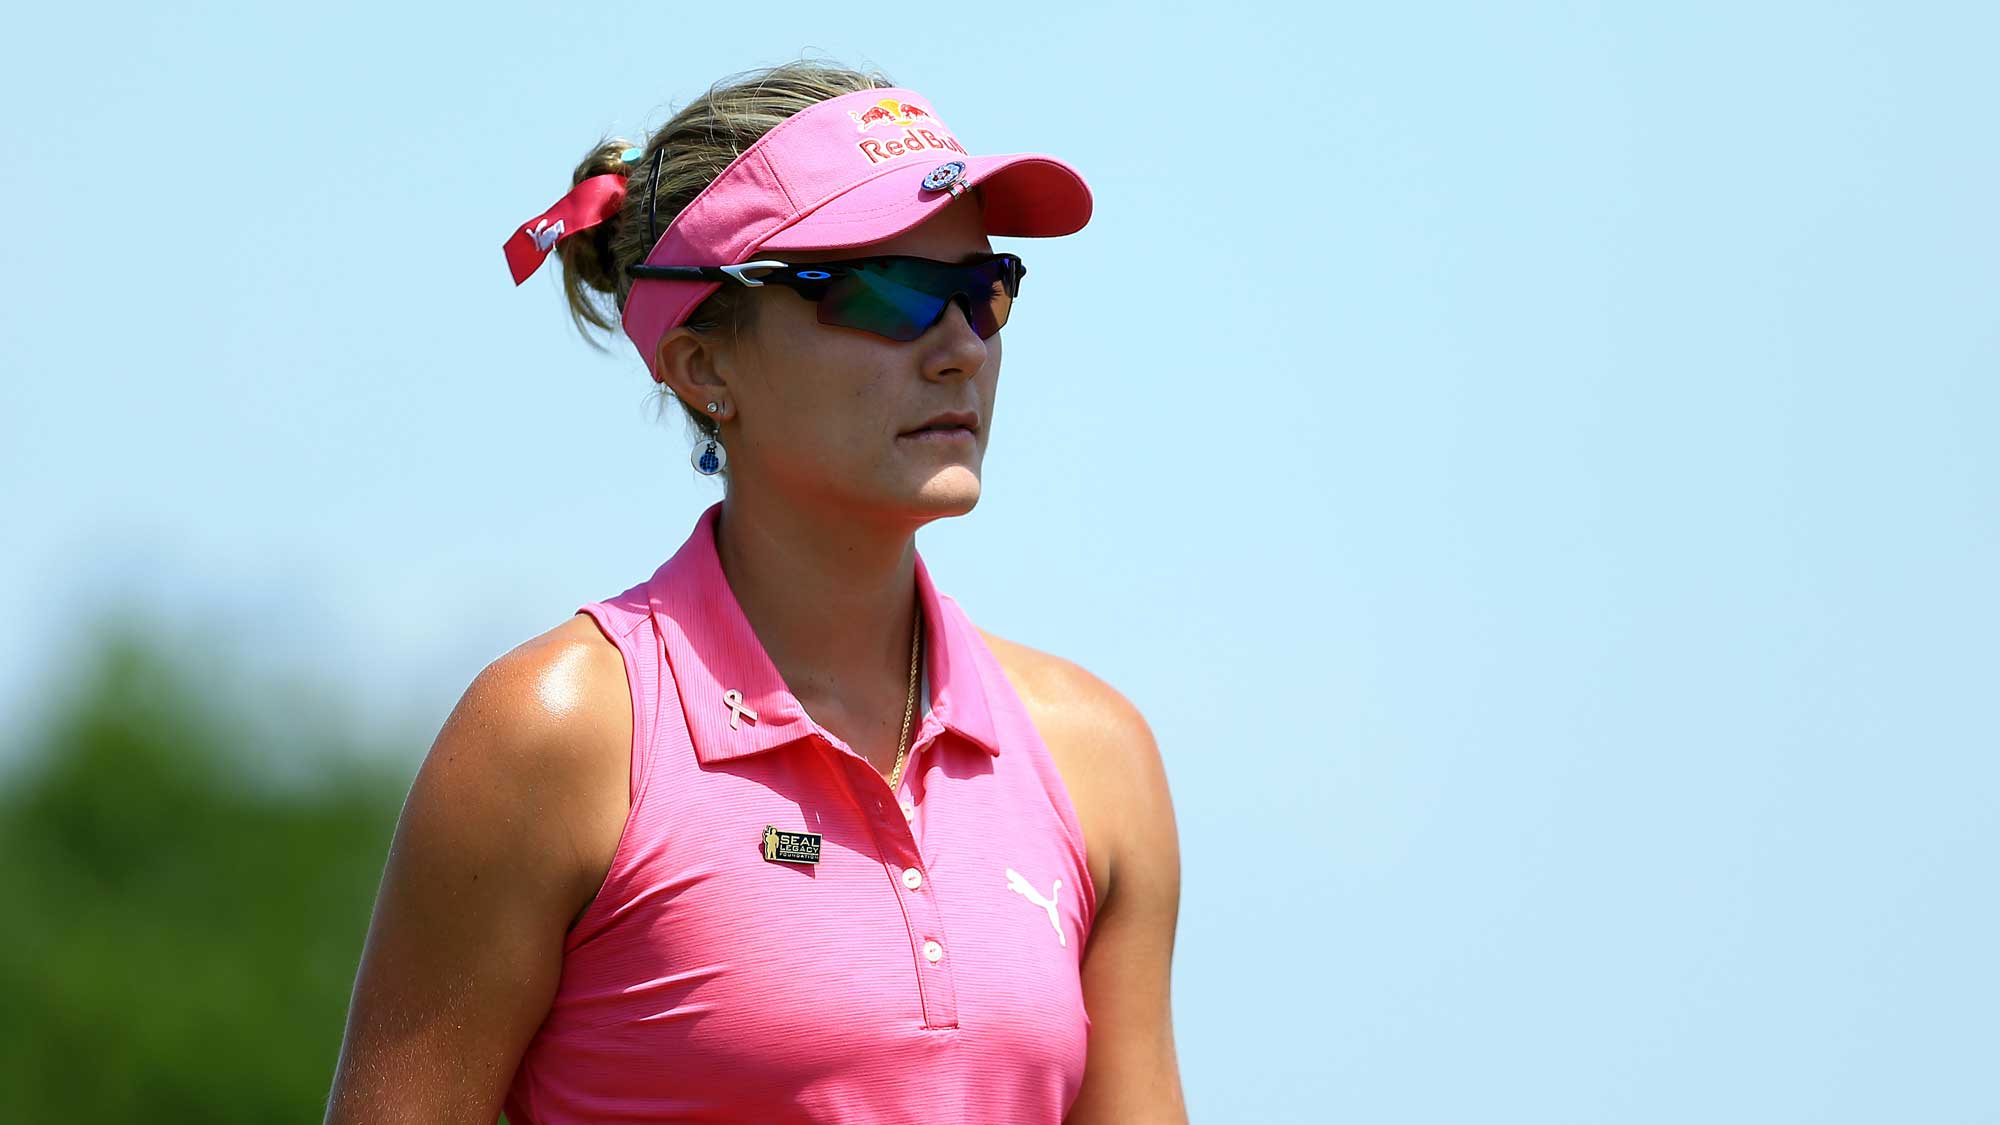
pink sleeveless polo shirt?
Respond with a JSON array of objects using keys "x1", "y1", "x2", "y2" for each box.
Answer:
[{"x1": 502, "y1": 501, "x2": 1099, "y2": 1123}]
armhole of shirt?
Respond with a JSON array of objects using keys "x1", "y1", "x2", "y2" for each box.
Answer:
[{"x1": 565, "y1": 601, "x2": 662, "y2": 951}]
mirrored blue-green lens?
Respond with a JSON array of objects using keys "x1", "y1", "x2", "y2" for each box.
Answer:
[{"x1": 815, "y1": 256, "x2": 1019, "y2": 342}]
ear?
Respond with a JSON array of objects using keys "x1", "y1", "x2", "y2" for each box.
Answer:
[{"x1": 654, "y1": 326, "x2": 733, "y2": 414}]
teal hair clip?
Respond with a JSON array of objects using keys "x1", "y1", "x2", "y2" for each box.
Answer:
[{"x1": 619, "y1": 146, "x2": 645, "y2": 163}]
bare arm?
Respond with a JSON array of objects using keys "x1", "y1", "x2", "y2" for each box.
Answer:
[
  {"x1": 1062, "y1": 682, "x2": 1187, "y2": 1125},
  {"x1": 324, "y1": 625, "x2": 630, "y2": 1124}
]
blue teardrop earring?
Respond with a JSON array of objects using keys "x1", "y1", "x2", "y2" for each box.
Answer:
[{"x1": 692, "y1": 402, "x2": 727, "y2": 475}]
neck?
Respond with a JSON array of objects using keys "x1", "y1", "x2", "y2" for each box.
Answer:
[{"x1": 712, "y1": 491, "x2": 922, "y2": 729}]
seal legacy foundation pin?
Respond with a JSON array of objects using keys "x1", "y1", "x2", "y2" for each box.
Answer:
[{"x1": 763, "y1": 825, "x2": 823, "y2": 865}]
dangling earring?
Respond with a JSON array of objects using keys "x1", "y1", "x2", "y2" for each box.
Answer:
[{"x1": 693, "y1": 405, "x2": 727, "y2": 476}]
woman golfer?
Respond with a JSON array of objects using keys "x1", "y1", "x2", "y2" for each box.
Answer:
[{"x1": 325, "y1": 60, "x2": 1184, "y2": 1124}]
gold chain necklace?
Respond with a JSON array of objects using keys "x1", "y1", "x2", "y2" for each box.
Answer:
[{"x1": 885, "y1": 597, "x2": 922, "y2": 793}]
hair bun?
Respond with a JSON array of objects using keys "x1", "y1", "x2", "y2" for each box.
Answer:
[{"x1": 555, "y1": 138, "x2": 639, "y2": 297}]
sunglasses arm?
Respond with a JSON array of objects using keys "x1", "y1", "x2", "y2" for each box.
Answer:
[{"x1": 624, "y1": 260, "x2": 792, "y2": 286}]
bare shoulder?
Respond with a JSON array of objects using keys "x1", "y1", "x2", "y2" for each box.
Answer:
[
  {"x1": 494, "y1": 611, "x2": 631, "y2": 735},
  {"x1": 323, "y1": 614, "x2": 633, "y2": 1122},
  {"x1": 977, "y1": 628, "x2": 1151, "y2": 733},
  {"x1": 976, "y1": 628, "x2": 1174, "y2": 908},
  {"x1": 478, "y1": 613, "x2": 635, "y2": 923},
  {"x1": 395, "y1": 609, "x2": 635, "y2": 936}
]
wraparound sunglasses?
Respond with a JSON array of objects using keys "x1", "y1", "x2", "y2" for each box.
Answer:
[{"x1": 626, "y1": 252, "x2": 1026, "y2": 342}]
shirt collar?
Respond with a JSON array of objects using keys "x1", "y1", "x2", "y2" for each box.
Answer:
[{"x1": 649, "y1": 500, "x2": 1001, "y2": 766}]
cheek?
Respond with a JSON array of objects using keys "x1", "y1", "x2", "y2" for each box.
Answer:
[
  {"x1": 754, "y1": 325, "x2": 896, "y2": 443},
  {"x1": 754, "y1": 290, "x2": 825, "y2": 354},
  {"x1": 752, "y1": 303, "x2": 846, "y2": 397},
  {"x1": 978, "y1": 337, "x2": 1002, "y2": 395}
]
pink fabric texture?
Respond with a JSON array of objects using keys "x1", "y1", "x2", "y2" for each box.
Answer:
[
  {"x1": 502, "y1": 501, "x2": 1099, "y2": 1124},
  {"x1": 620, "y1": 86, "x2": 1093, "y2": 381}
]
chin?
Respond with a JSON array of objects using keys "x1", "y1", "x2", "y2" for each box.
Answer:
[{"x1": 909, "y1": 467, "x2": 982, "y2": 516}]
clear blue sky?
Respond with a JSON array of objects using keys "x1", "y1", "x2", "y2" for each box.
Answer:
[{"x1": 3, "y1": 2, "x2": 1995, "y2": 1120}]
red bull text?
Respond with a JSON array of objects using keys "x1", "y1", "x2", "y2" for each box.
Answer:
[{"x1": 857, "y1": 126, "x2": 968, "y2": 166}]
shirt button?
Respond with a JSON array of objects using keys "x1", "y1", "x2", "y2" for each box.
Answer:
[
  {"x1": 902, "y1": 867, "x2": 923, "y2": 890},
  {"x1": 923, "y1": 940, "x2": 943, "y2": 963},
  {"x1": 900, "y1": 800, "x2": 915, "y2": 821}
]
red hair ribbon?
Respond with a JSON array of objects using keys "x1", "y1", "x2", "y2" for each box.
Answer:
[{"x1": 502, "y1": 173, "x2": 628, "y2": 285}]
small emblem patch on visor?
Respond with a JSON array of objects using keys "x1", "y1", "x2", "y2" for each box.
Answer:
[{"x1": 922, "y1": 160, "x2": 967, "y2": 192}]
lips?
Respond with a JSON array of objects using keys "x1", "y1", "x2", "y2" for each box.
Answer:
[{"x1": 900, "y1": 411, "x2": 980, "y2": 436}]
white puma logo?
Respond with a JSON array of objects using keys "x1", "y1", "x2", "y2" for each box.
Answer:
[
  {"x1": 527, "y1": 217, "x2": 565, "y2": 252},
  {"x1": 1005, "y1": 868, "x2": 1065, "y2": 947}
]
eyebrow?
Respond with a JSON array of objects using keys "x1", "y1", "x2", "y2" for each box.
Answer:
[{"x1": 958, "y1": 250, "x2": 995, "y2": 263}]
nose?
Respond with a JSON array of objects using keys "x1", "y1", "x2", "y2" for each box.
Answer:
[{"x1": 920, "y1": 294, "x2": 990, "y2": 381}]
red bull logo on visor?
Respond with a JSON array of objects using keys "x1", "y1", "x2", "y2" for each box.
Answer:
[
  {"x1": 848, "y1": 98, "x2": 936, "y2": 132},
  {"x1": 846, "y1": 97, "x2": 969, "y2": 165}
]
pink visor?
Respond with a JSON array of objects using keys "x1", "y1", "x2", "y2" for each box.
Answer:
[{"x1": 619, "y1": 86, "x2": 1092, "y2": 381}]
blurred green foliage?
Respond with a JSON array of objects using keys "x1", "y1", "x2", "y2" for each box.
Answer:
[{"x1": 0, "y1": 621, "x2": 421, "y2": 1121}]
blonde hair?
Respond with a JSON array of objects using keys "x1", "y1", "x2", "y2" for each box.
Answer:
[{"x1": 555, "y1": 59, "x2": 896, "y2": 444}]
